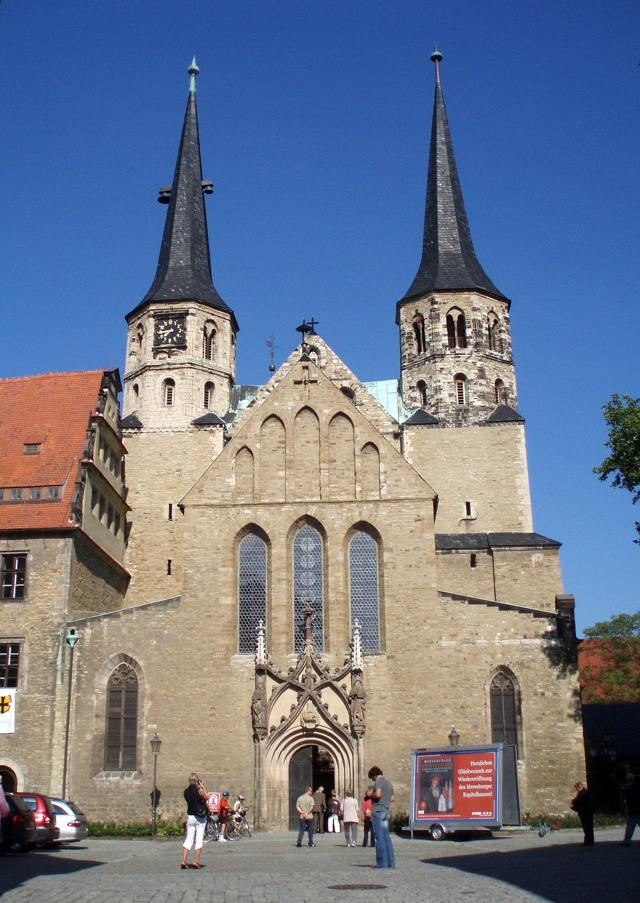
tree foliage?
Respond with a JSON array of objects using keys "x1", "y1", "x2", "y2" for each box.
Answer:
[
  {"x1": 594, "y1": 394, "x2": 640, "y2": 544},
  {"x1": 581, "y1": 610, "x2": 640, "y2": 703}
]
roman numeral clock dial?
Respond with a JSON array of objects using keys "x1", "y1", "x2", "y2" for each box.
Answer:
[{"x1": 154, "y1": 314, "x2": 186, "y2": 347}]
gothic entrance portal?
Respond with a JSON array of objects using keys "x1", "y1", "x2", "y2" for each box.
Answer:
[{"x1": 287, "y1": 744, "x2": 335, "y2": 829}]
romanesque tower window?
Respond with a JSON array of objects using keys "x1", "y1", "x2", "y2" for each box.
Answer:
[
  {"x1": 349, "y1": 530, "x2": 380, "y2": 652},
  {"x1": 104, "y1": 663, "x2": 138, "y2": 770},
  {"x1": 203, "y1": 382, "x2": 215, "y2": 409},
  {"x1": 490, "y1": 670, "x2": 520, "y2": 755},
  {"x1": 293, "y1": 524, "x2": 323, "y2": 652},
  {"x1": 488, "y1": 314, "x2": 502, "y2": 352},
  {"x1": 494, "y1": 379, "x2": 505, "y2": 406},
  {"x1": 133, "y1": 383, "x2": 139, "y2": 402},
  {"x1": 417, "y1": 380, "x2": 428, "y2": 407},
  {"x1": 454, "y1": 374, "x2": 467, "y2": 406},
  {"x1": 413, "y1": 314, "x2": 427, "y2": 354},
  {"x1": 447, "y1": 310, "x2": 467, "y2": 349},
  {"x1": 163, "y1": 378, "x2": 175, "y2": 407},
  {"x1": 203, "y1": 323, "x2": 216, "y2": 360},
  {"x1": 136, "y1": 325, "x2": 144, "y2": 349},
  {"x1": 238, "y1": 533, "x2": 267, "y2": 654}
]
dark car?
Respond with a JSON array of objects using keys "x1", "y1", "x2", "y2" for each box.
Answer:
[
  {"x1": 1, "y1": 794, "x2": 37, "y2": 852},
  {"x1": 15, "y1": 792, "x2": 58, "y2": 846}
]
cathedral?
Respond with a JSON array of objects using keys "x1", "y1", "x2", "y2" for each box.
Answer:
[{"x1": 0, "y1": 53, "x2": 585, "y2": 829}]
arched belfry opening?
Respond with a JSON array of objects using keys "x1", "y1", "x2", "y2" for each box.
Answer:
[{"x1": 251, "y1": 609, "x2": 366, "y2": 831}]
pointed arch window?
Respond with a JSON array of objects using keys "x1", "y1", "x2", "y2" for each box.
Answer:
[
  {"x1": 488, "y1": 314, "x2": 502, "y2": 352},
  {"x1": 454, "y1": 374, "x2": 467, "y2": 406},
  {"x1": 413, "y1": 314, "x2": 427, "y2": 355},
  {"x1": 490, "y1": 671, "x2": 520, "y2": 754},
  {"x1": 349, "y1": 530, "x2": 380, "y2": 652},
  {"x1": 104, "y1": 663, "x2": 138, "y2": 770},
  {"x1": 417, "y1": 380, "x2": 428, "y2": 407},
  {"x1": 293, "y1": 524, "x2": 323, "y2": 652},
  {"x1": 204, "y1": 381, "x2": 215, "y2": 409},
  {"x1": 238, "y1": 533, "x2": 267, "y2": 653},
  {"x1": 163, "y1": 378, "x2": 175, "y2": 407}
]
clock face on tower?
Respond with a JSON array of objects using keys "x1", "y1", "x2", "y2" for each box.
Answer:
[{"x1": 154, "y1": 314, "x2": 187, "y2": 347}]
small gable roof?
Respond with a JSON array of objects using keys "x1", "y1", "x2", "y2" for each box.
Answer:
[{"x1": 486, "y1": 405, "x2": 525, "y2": 424}]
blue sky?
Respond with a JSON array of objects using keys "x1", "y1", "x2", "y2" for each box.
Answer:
[{"x1": 1, "y1": 1, "x2": 638, "y2": 633}]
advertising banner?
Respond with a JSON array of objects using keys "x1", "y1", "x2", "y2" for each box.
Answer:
[
  {"x1": 412, "y1": 747, "x2": 499, "y2": 823},
  {"x1": 0, "y1": 688, "x2": 16, "y2": 734}
]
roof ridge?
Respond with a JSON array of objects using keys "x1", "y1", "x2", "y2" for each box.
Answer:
[{"x1": 0, "y1": 368, "x2": 110, "y2": 384}]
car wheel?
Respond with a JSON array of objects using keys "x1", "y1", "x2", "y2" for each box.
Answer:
[{"x1": 430, "y1": 824, "x2": 446, "y2": 842}]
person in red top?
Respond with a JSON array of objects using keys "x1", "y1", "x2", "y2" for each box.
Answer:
[
  {"x1": 218, "y1": 791, "x2": 230, "y2": 841},
  {"x1": 362, "y1": 788, "x2": 375, "y2": 848}
]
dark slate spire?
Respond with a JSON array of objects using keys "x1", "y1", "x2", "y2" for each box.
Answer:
[
  {"x1": 399, "y1": 51, "x2": 507, "y2": 306},
  {"x1": 131, "y1": 59, "x2": 235, "y2": 323}
]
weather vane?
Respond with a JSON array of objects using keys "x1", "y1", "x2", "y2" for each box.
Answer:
[{"x1": 265, "y1": 335, "x2": 278, "y2": 373}]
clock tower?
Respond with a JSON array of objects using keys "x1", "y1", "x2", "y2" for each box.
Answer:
[
  {"x1": 121, "y1": 60, "x2": 239, "y2": 601},
  {"x1": 122, "y1": 58, "x2": 238, "y2": 431}
]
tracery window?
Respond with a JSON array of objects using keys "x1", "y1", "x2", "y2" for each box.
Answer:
[
  {"x1": 238, "y1": 533, "x2": 267, "y2": 653},
  {"x1": 349, "y1": 530, "x2": 380, "y2": 652},
  {"x1": 293, "y1": 524, "x2": 323, "y2": 652},
  {"x1": 104, "y1": 664, "x2": 138, "y2": 770},
  {"x1": 490, "y1": 671, "x2": 519, "y2": 754}
]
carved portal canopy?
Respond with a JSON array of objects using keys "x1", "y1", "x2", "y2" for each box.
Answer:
[{"x1": 251, "y1": 615, "x2": 366, "y2": 742}]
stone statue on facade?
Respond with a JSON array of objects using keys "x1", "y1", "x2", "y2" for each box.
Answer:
[
  {"x1": 251, "y1": 672, "x2": 267, "y2": 738},
  {"x1": 349, "y1": 673, "x2": 366, "y2": 735}
]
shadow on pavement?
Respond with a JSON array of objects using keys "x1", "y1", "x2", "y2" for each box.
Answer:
[
  {"x1": 0, "y1": 849, "x2": 103, "y2": 896},
  {"x1": 424, "y1": 841, "x2": 640, "y2": 901}
]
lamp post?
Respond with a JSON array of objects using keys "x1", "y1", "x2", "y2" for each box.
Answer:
[
  {"x1": 61, "y1": 628, "x2": 80, "y2": 800},
  {"x1": 448, "y1": 726, "x2": 460, "y2": 748},
  {"x1": 150, "y1": 733, "x2": 162, "y2": 839}
]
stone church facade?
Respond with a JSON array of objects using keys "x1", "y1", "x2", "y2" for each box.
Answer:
[{"x1": 1, "y1": 54, "x2": 584, "y2": 827}]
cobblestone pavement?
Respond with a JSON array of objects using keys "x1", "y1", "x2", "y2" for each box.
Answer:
[{"x1": 1, "y1": 828, "x2": 638, "y2": 902}]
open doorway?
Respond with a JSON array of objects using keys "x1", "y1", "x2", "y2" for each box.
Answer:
[
  {"x1": 0, "y1": 765, "x2": 17, "y2": 792},
  {"x1": 288, "y1": 744, "x2": 335, "y2": 829}
]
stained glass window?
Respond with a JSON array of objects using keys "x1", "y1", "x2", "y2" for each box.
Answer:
[
  {"x1": 490, "y1": 671, "x2": 519, "y2": 753},
  {"x1": 104, "y1": 664, "x2": 138, "y2": 770},
  {"x1": 293, "y1": 524, "x2": 323, "y2": 652},
  {"x1": 238, "y1": 534, "x2": 267, "y2": 653},
  {"x1": 349, "y1": 531, "x2": 380, "y2": 652}
]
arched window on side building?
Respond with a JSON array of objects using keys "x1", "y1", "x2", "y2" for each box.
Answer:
[
  {"x1": 238, "y1": 532, "x2": 267, "y2": 653},
  {"x1": 349, "y1": 530, "x2": 380, "y2": 652},
  {"x1": 104, "y1": 663, "x2": 138, "y2": 770}
]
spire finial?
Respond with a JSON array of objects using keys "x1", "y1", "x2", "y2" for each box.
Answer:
[
  {"x1": 188, "y1": 56, "x2": 199, "y2": 94},
  {"x1": 430, "y1": 47, "x2": 443, "y2": 85}
]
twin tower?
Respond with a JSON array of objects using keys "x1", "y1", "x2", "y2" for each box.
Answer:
[{"x1": 121, "y1": 52, "x2": 519, "y2": 435}]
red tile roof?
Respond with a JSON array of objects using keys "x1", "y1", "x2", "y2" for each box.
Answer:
[{"x1": 0, "y1": 370, "x2": 105, "y2": 531}]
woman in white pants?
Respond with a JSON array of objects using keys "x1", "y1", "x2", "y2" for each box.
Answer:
[
  {"x1": 327, "y1": 789, "x2": 342, "y2": 833},
  {"x1": 181, "y1": 773, "x2": 208, "y2": 869}
]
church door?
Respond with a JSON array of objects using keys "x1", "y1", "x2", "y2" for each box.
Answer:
[{"x1": 288, "y1": 745, "x2": 336, "y2": 829}]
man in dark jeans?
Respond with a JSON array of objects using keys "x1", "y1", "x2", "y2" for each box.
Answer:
[
  {"x1": 296, "y1": 785, "x2": 315, "y2": 847},
  {"x1": 368, "y1": 765, "x2": 395, "y2": 869}
]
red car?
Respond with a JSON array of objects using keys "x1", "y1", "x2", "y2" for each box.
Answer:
[{"x1": 15, "y1": 792, "x2": 58, "y2": 846}]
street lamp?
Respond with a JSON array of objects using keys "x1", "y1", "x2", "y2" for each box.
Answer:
[
  {"x1": 150, "y1": 733, "x2": 162, "y2": 839},
  {"x1": 61, "y1": 628, "x2": 80, "y2": 799},
  {"x1": 448, "y1": 726, "x2": 460, "y2": 748}
]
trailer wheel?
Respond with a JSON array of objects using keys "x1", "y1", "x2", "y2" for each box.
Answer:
[{"x1": 430, "y1": 824, "x2": 445, "y2": 841}]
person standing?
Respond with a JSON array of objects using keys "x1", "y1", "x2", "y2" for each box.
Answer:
[
  {"x1": 622, "y1": 773, "x2": 640, "y2": 846},
  {"x1": 296, "y1": 785, "x2": 315, "y2": 847},
  {"x1": 342, "y1": 790, "x2": 360, "y2": 847},
  {"x1": 368, "y1": 765, "x2": 395, "y2": 869},
  {"x1": 327, "y1": 789, "x2": 342, "y2": 833},
  {"x1": 218, "y1": 791, "x2": 231, "y2": 841},
  {"x1": 312, "y1": 785, "x2": 326, "y2": 834},
  {"x1": 570, "y1": 781, "x2": 594, "y2": 845},
  {"x1": 362, "y1": 788, "x2": 375, "y2": 848},
  {"x1": 181, "y1": 773, "x2": 208, "y2": 870}
]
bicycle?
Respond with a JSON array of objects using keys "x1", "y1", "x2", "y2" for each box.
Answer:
[
  {"x1": 226, "y1": 808, "x2": 252, "y2": 839},
  {"x1": 203, "y1": 812, "x2": 220, "y2": 844}
]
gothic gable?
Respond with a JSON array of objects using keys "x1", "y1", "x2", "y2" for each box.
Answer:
[{"x1": 181, "y1": 348, "x2": 436, "y2": 507}]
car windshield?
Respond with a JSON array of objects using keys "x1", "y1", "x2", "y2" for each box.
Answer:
[{"x1": 19, "y1": 796, "x2": 37, "y2": 811}]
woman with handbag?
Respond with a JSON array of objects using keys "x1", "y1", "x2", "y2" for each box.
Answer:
[{"x1": 181, "y1": 772, "x2": 209, "y2": 869}]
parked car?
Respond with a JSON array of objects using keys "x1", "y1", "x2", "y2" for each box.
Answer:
[
  {"x1": 1, "y1": 794, "x2": 37, "y2": 852},
  {"x1": 49, "y1": 798, "x2": 89, "y2": 844},
  {"x1": 14, "y1": 792, "x2": 58, "y2": 846}
]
